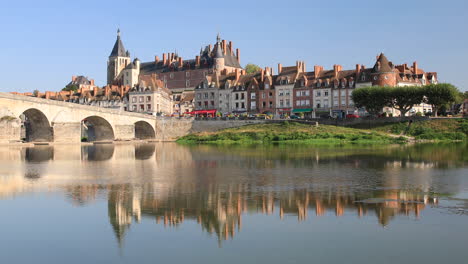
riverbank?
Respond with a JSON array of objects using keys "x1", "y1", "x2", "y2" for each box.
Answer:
[
  {"x1": 177, "y1": 121, "x2": 408, "y2": 145},
  {"x1": 177, "y1": 119, "x2": 468, "y2": 145}
]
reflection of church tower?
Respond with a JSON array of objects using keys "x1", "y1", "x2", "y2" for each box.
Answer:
[{"x1": 107, "y1": 29, "x2": 131, "y2": 85}]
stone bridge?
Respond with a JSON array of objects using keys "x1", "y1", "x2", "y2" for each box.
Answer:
[{"x1": 0, "y1": 92, "x2": 267, "y2": 144}]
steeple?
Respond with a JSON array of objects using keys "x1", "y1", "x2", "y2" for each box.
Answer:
[{"x1": 110, "y1": 29, "x2": 128, "y2": 57}]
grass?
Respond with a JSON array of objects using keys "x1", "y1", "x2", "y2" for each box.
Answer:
[
  {"x1": 371, "y1": 118, "x2": 468, "y2": 141},
  {"x1": 177, "y1": 121, "x2": 407, "y2": 145}
]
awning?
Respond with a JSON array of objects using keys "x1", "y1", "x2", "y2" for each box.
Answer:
[
  {"x1": 293, "y1": 108, "x2": 312, "y2": 113},
  {"x1": 277, "y1": 108, "x2": 292, "y2": 112},
  {"x1": 192, "y1": 110, "x2": 217, "y2": 115}
]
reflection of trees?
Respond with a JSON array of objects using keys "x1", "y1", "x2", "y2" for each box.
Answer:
[{"x1": 104, "y1": 183, "x2": 439, "y2": 246}]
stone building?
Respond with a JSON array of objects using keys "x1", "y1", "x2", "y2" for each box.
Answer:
[{"x1": 128, "y1": 76, "x2": 172, "y2": 115}]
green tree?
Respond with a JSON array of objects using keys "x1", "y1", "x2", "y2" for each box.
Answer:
[
  {"x1": 352, "y1": 86, "x2": 391, "y2": 116},
  {"x1": 244, "y1": 64, "x2": 261, "y2": 74},
  {"x1": 33, "y1": 90, "x2": 39, "y2": 97},
  {"x1": 62, "y1": 84, "x2": 79, "y2": 92},
  {"x1": 423, "y1": 83, "x2": 459, "y2": 117},
  {"x1": 388, "y1": 86, "x2": 425, "y2": 117}
]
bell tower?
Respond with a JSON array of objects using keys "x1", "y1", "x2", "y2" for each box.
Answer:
[{"x1": 107, "y1": 29, "x2": 131, "y2": 85}]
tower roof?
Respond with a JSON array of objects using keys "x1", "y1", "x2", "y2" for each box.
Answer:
[
  {"x1": 110, "y1": 29, "x2": 128, "y2": 57},
  {"x1": 214, "y1": 35, "x2": 223, "y2": 59},
  {"x1": 373, "y1": 53, "x2": 393, "y2": 73}
]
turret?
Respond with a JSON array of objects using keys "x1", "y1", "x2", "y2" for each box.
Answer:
[{"x1": 214, "y1": 33, "x2": 225, "y2": 73}]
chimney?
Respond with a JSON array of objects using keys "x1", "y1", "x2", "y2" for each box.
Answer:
[
  {"x1": 196, "y1": 56, "x2": 200, "y2": 67},
  {"x1": 296, "y1": 61, "x2": 300, "y2": 72},
  {"x1": 236, "y1": 48, "x2": 240, "y2": 63},
  {"x1": 209, "y1": 44, "x2": 212, "y2": 52},
  {"x1": 278, "y1": 63, "x2": 283, "y2": 74},
  {"x1": 93, "y1": 86, "x2": 99, "y2": 95},
  {"x1": 178, "y1": 57, "x2": 183, "y2": 67},
  {"x1": 314, "y1": 65, "x2": 323, "y2": 78},
  {"x1": 301, "y1": 61, "x2": 306, "y2": 72},
  {"x1": 265, "y1": 67, "x2": 271, "y2": 76},
  {"x1": 235, "y1": 69, "x2": 241, "y2": 82},
  {"x1": 413, "y1": 61, "x2": 418, "y2": 74},
  {"x1": 333, "y1": 64, "x2": 342, "y2": 78},
  {"x1": 105, "y1": 86, "x2": 110, "y2": 97},
  {"x1": 356, "y1": 64, "x2": 361, "y2": 78},
  {"x1": 261, "y1": 69, "x2": 265, "y2": 82},
  {"x1": 229, "y1": 41, "x2": 233, "y2": 55},
  {"x1": 171, "y1": 53, "x2": 175, "y2": 61},
  {"x1": 241, "y1": 69, "x2": 246, "y2": 75},
  {"x1": 45, "y1": 91, "x2": 51, "y2": 100},
  {"x1": 222, "y1": 40, "x2": 227, "y2": 55},
  {"x1": 90, "y1": 79, "x2": 95, "y2": 86},
  {"x1": 155, "y1": 56, "x2": 160, "y2": 63},
  {"x1": 72, "y1": 75, "x2": 77, "y2": 82},
  {"x1": 163, "y1": 53, "x2": 167, "y2": 65}
]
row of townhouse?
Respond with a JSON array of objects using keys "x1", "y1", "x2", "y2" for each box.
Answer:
[{"x1": 194, "y1": 53, "x2": 438, "y2": 117}]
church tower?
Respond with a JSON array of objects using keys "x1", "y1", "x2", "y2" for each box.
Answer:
[
  {"x1": 213, "y1": 34, "x2": 225, "y2": 73},
  {"x1": 107, "y1": 29, "x2": 131, "y2": 85}
]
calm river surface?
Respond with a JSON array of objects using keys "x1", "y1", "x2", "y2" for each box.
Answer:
[{"x1": 0, "y1": 143, "x2": 467, "y2": 264}]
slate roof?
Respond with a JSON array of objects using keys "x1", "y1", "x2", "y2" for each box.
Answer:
[{"x1": 110, "y1": 30, "x2": 128, "y2": 57}]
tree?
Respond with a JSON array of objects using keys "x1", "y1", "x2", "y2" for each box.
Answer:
[
  {"x1": 423, "y1": 83, "x2": 459, "y2": 117},
  {"x1": 351, "y1": 86, "x2": 391, "y2": 116},
  {"x1": 62, "y1": 84, "x2": 79, "y2": 92},
  {"x1": 244, "y1": 64, "x2": 261, "y2": 74},
  {"x1": 388, "y1": 86, "x2": 425, "y2": 117},
  {"x1": 33, "y1": 90, "x2": 39, "y2": 97}
]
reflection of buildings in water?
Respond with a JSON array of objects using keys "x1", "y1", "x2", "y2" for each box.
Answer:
[{"x1": 105, "y1": 183, "x2": 440, "y2": 246}]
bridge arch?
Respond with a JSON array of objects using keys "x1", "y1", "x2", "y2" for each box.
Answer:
[
  {"x1": 82, "y1": 116, "x2": 114, "y2": 142},
  {"x1": 20, "y1": 108, "x2": 53, "y2": 142},
  {"x1": 134, "y1": 121, "x2": 155, "y2": 140}
]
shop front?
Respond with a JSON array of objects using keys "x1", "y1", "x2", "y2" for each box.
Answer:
[{"x1": 292, "y1": 108, "x2": 313, "y2": 118}]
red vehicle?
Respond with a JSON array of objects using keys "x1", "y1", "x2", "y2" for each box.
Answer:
[{"x1": 346, "y1": 114, "x2": 360, "y2": 119}]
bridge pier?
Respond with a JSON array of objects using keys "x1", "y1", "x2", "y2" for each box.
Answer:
[
  {"x1": 114, "y1": 124, "x2": 135, "y2": 141},
  {"x1": 53, "y1": 122, "x2": 81, "y2": 143},
  {"x1": 0, "y1": 117, "x2": 21, "y2": 143}
]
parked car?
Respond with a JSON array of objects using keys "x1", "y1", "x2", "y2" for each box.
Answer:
[
  {"x1": 290, "y1": 115, "x2": 301, "y2": 119},
  {"x1": 346, "y1": 114, "x2": 360, "y2": 119}
]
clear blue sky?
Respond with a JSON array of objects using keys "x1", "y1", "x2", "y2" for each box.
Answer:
[{"x1": 1, "y1": 0, "x2": 467, "y2": 92}]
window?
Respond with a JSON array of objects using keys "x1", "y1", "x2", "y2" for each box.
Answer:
[
  {"x1": 265, "y1": 83, "x2": 270, "y2": 89},
  {"x1": 324, "y1": 91, "x2": 329, "y2": 96},
  {"x1": 139, "y1": 96, "x2": 144, "y2": 102},
  {"x1": 286, "y1": 99, "x2": 290, "y2": 106},
  {"x1": 305, "y1": 100, "x2": 310, "y2": 106},
  {"x1": 204, "y1": 93, "x2": 208, "y2": 99},
  {"x1": 235, "y1": 93, "x2": 239, "y2": 100},
  {"x1": 132, "y1": 97, "x2": 137, "y2": 103},
  {"x1": 210, "y1": 92, "x2": 215, "y2": 99},
  {"x1": 262, "y1": 102, "x2": 266, "y2": 107},
  {"x1": 146, "y1": 96, "x2": 151, "y2": 102},
  {"x1": 186, "y1": 72, "x2": 190, "y2": 78},
  {"x1": 140, "y1": 104, "x2": 144, "y2": 111},
  {"x1": 341, "y1": 90, "x2": 346, "y2": 96},
  {"x1": 324, "y1": 99, "x2": 329, "y2": 108},
  {"x1": 241, "y1": 102, "x2": 245, "y2": 109},
  {"x1": 280, "y1": 99, "x2": 284, "y2": 107},
  {"x1": 132, "y1": 105, "x2": 137, "y2": 111},
  {"x1": 341, "y1": 99, "x2": 346, "y2": 106},
  {"x1": 198, "y1": 102, "x2": 201, "y2": 107},
  {"x1": 170, "y1": 73, "x2": 174, "y2": 79},
  {"x1": 334, "y1": 100, "x2": 338, "y2": 106},
  {"x1": 262, "y1": 93, "x2": 266, "y2": 99},
  {"x1": 147, "y1": 104, "x2": 151, "y2": 110},
  {"x1": 316, "y1": 91, "x2": 321, "y2": 97},
  {"x1": 241, "y1": 93, "x2": 245, "y2": 100},
  {"x1": 279, "y1": 89, "x2": 284, "y2": 96},
  {"x1": 285, "y1": 90, "x2": 290, "y2": 96},
  {"x1": 269, "y1": 92, "x2": 273, "y2": 97},
  {"x1": 251, "y1": 101, "x2": 256, "y2": 108},
  {"x1": 211, "y1": 101, "x2": 214, "y2": 106},
  {"x1": 236, "y1": 102, "x2": 239, "y2": 108},
  {"x1": 296, "y1": 91, "x2": 301, "y2": 97},
  {"x1": 196, "y1": 94, "x2": 201, "y2": 99},
  {"x1": 334, "y1": 91, "x2": 338, "y2": 97},
  {"x1": 251, "y1": 92, "x2": 256, "y2": 99},
  {"x1": 186, "y1": 80, "x2": 190, "y2": 87}
]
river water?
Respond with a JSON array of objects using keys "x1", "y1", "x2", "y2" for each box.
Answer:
[{"x1": 0, "y1": 143, "x2": 467, "y2": 264}]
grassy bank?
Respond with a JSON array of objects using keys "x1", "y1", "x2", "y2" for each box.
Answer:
[
  {"x1": 177, "y1": 122, "x2": 407, "y2": 145},
  {"x1": 370, "y1": 118, "x2": 468, "y2": 141}
]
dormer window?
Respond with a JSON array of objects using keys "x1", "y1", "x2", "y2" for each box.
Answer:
[
  {"x1": 361, "y1": 75, "x2": 365, "y2": 81},
  {"x1": 265, "y1": 83, "x2": 270, "y2": 89}
]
